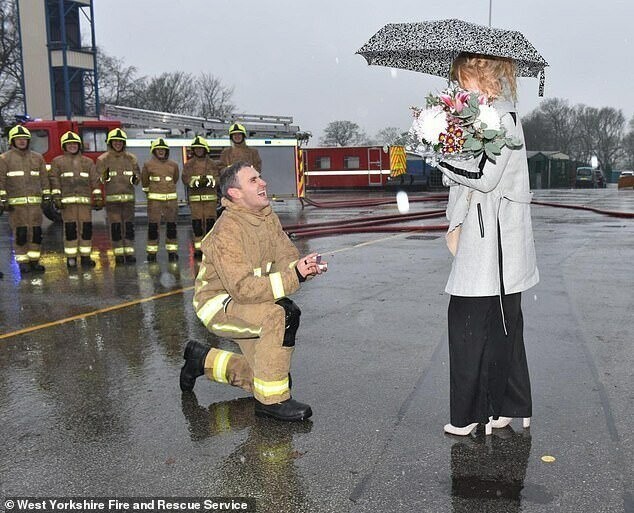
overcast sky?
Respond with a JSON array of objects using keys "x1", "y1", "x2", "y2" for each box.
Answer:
[{"x1": 94, "y1": 0, "x2": 634, "y2": 143}]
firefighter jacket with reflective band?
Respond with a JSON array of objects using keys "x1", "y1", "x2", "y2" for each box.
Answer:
[
  {"x1": 219, "y1": 142, "x2": 262, "y2": 172},
  {"x1": 0, "y1": 148, "x2": 49, "y2": 204},
  {"x1": 194, "y1": 198, "x2": 300, "y2": 319},
  {"x1": 141, "y1": 156, "x2": 179, "y2": 200},
  {"x1": 96, "y1": 150, "x2": 140, "y2": 202},
  {"x1": 182, "y1": 156, "x2": 219, "y2": 202},
  {"x1": 49, "y1": 153, "x2": 102, "y2": 203}
]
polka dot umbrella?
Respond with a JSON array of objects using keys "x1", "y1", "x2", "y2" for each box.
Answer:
[{"x1": 356, "y1": 18, "x2": 548, "y2": 95}]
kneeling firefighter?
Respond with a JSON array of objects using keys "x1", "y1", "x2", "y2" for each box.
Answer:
[
  {"x1": 0, "y1": 125, "x2": 49, "y2": 275},
  {"x1": 141, "y1": 138, "x2": 180, "y2": 262},
  {"x1": 182, "y1": 136, "x2": 220, "y2": 259},
  {"x1": 49, "y1": 131, "x2": 103, "y2": 268},
  {"x1": 96, "y1": 128, "x2": 141, "y2": 264}
]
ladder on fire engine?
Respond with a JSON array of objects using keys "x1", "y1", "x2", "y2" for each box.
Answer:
[{"x1": 101, "y1": 104, "x2": 310, "y2": 142}]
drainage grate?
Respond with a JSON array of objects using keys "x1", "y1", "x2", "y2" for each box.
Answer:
[{"x1": 406, "y1": 235, "x2": 441, "y2": 240}]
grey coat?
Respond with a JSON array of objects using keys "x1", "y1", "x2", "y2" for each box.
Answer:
[{"x1": 438, "y1": 99, "x2": 539, "y2": 297}]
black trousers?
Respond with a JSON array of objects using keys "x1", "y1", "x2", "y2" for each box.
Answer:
[{"x1": 448, "y1": 293, "x2": 532, "y2": 427}]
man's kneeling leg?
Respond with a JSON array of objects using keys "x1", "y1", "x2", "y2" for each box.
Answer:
[{"x1": 275, "y1": 297, "x2": 301, "y2": 347}]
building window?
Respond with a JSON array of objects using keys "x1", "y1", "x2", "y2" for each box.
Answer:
[
  {"x1": 315, "y1": 157, "x2": 330, "y2": 170},
  {"x1": 344, "y1": 156, "x2": 360, "y2": 169}
]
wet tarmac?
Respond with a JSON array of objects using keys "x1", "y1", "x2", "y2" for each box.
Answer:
[{"x1": 1, "y1": 187, "x2": 633, "y2": 512}]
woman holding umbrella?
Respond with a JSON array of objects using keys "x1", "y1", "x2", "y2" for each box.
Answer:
[{"x1": 438, "y1": 52, "x2": 539, "y2": 436}]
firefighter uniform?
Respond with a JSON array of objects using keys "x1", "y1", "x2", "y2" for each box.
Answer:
[
  {"x1": 49, "y1": 132, "x2": 103, "y2": 267},
  {"x1": 219, "y1": 123, "x2": 262, "y2": 171},
  {"x1": 192, "y1": 198, "x2": 302, "y2": 405},
  {"x1": 182, "y1": 136, "x2": 219, "y2": 258},
  {"x1": 0, "y1": 126, "x2": 49, "y2": 273},
  {"x1": 141, "y1": 138, "x2": 180, "y2": 261},
  {"x1": 96, "y1": 128, "x2": 141, "y2": 264}
]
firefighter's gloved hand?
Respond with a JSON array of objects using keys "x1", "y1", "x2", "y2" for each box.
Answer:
[
  {"x1": 188, "y1": 177, "x2": 199, "y2": 188},
  {"x1": 93, "y1": 197, "x2": 104, "y2": 210},
  {"x1": 104, "y1": 168, "x2": 112, "y2": 183},
  {"x1": 0, "y1": 197, "x2": 8, "y2": 214},
  {"x1": 130, "y1": 174, "x2": 140, "y2": 185},
  {"x1": 53, "y1": 194, "x2": 63, "y2": 210},
  {"x1": 41, "y1": 194, "x2": 52, "y2": 211},
  {"x1": 205, "y1": 176, "x2": 215, "y2": 188}
]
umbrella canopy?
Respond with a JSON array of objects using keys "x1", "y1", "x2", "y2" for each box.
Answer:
[{"x1": 356, "y1": 18, "x2": 548, "y2": 94}]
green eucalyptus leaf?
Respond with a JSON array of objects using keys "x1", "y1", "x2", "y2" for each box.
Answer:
[{"x1": 482, "y1": 129, "x2": 498, "y2": 140}]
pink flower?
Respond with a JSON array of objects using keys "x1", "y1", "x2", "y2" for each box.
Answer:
[
  {"x1": 455, "y1": 91, "x2": 470, "y2": 112},
  {"x1": 439, "y1": 94, "x2": 454, "y2": 110}
]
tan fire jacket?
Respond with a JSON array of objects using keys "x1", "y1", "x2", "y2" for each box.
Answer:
[
  {"x1": 194, "y1": 198, "x2": 300, "y2": 322},
  {"x1": 219, "y1": 142, "x2": 262, "y2": 172},
  {"x1": 0, "y1": 148, "x2": 49, "y2": 205},
  {"x1": 141, "y1": 157, "x2": 179, "y2": 200},
  {"x1": 182, "y1": 156, "x2": 219, "y2": 202},
  {"x1": 96, "y1": 149, "x2": 140, "y2": 202},
  {"x1": 49, "y1": 152, "x2": 102, "y2": 204}
]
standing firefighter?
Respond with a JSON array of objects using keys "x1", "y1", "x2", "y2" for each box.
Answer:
[
  {"x1": 141, "y1": 138, "x2": 180, "y2": 262},
  {"x1": 96, "y1": 128, "x2": 140, "y2": 264},
  {"x1": 180, "y1": 161, "x2": 327, "y2": 422},
  {"x1": 182, "y1": 136, "x2": 219, "y2": 259},
  {"x1": 49, "y1": 131, "x2": 103, "y2": 268},
  {"x1": 0, "y1": 125, "x2": 49, "y2": 275},
  {"x1": 219, "y1": 123, "x2": 262, "y2": 172}
]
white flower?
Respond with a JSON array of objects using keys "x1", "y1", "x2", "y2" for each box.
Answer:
[
  {"x1": 412, "y1": 105, "x2": 448, "y2": 144},
  {"x1": 475, "y1": 104, "x2": 501, "y2": 131}
]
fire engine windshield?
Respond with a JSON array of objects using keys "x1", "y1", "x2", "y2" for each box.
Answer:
[
  {"x1": 29, "y1": 130, "x2": 50, "y2": 155},
  {"x1": 81, "y1": 129, "x2": 109, "y2": 152}
]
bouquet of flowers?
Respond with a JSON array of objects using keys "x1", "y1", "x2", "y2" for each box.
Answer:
[{"x1": 409, "y1": 84, "x2": 522, "y2": 164}]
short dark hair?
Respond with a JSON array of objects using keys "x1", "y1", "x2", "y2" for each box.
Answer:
[{"x1": 219, "y1": 161, "x2": 250, "y2": 200}]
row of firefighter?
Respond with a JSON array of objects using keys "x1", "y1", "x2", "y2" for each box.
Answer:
[{"x1": 0, "y1": 124, "x2": 261, "y2": 275}]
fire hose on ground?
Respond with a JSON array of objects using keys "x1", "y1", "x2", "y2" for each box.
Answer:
[{"x1": 286, "y1": 194, "x2": 634, "y2": 239}]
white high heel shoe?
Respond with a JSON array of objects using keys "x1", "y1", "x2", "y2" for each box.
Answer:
[
  {"x1": 490, "y1": 416, "x2": 531, "y2": 429},
  {"x1": 444, "y1": 419, "x2": 492, "y2": 436}
]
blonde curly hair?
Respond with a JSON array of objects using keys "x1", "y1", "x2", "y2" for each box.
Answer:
[{"x1": 451, "y1": 52, "x2": 517, "y2": 101}]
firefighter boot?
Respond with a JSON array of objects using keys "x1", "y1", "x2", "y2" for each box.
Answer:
[
  {"x1": 147, "y1": 253, "x2": 157, "y2": 263},
  {"x1": 66, "y1": 257, "x2": 77, "y2": 269},
  {"x1": 81, "y1": 256, "x2": 96, "y2": 267},
  {"x1": 168, "y1": 252, "x2": 179, "y2": 262},
  {"x1": 19, "y1": 263, "x2": 30, "y2": 275},
  {"x1": 254, "y1": 398, "x2": 312, "y2": 422},
  {"x1": 115, "y1": 256, "x2": 125, "y2": 264},
  {"x1": 30, "y1": 261, "x2": 45, "y2": 273},
  {"x1": 180, "y1": 340, "x2": 211, "y2": 392},
  {"x1": 125, "y1": 254, "x2": 136, "y2": 264},
  {"x1": 194, "y1": 250, "x2": 203, "y2": 260}
]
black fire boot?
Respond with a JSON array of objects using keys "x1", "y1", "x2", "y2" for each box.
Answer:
[
  {"x1": 81, "y1": 256, "x2": 96, "y2": 267},
  {"x1": 29, "y1": 261, "x2": 45, "y2": 272},
  {"x1": 194, "y1": 249, "x2": 203, "y2": 260},
  {"x1": 147, "y1": 253, "x2": 157, "y2": 263},
  {"x1": 180, "y1": 340, "x2": 211, "y2": 392},
  {"x1": 254, "y1": 398, "x2": 312, "y2": 422},
  {"x1": 125, "y1": 254, "x2": 136, "y2": 263},
  {"x1": 66, "y1": 257, "x2": 77, "y2": 268},
  {"x1": 115, "y1": 255, "x2": 125, "y2": 264},
  {"x1": 19, "y1": 263, "x2": 30, "y2": 275},
  {"x1": 168, "y1": 252, "x2": 179, "y2": 262}
]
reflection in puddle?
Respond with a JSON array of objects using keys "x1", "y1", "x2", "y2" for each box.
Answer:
[{"x1": 450, "y1": 430, "x2": 553, "y2": 511}]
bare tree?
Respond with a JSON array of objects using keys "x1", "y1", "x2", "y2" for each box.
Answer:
[
  {"x1": 197, "y1": 73, "x2": 235, "y2": 119},
  {"x1": 576, "y1": 106, "x2": 625, "y2": 171},
  {"x1": 375, "y1": 126, "x2": 408, "y2": 146},
  {"x1": 321, "y1": 120, "x2": 367, "y2": 146},
  {"x1": 620, "y1": 117, "x2": 634, "y2": 169},
  {"x1": 522, "y1": 98, "x2": 580, "y2": 157},
  {"x1": 134, "y1": 71, "x2": 198, "y2": 114},
  {"x1": 0, "y1": 0, "x2": 24, "y2": 128},
  {"x1": 96, "y1": 48, "x2": 144, "y2": 108}
]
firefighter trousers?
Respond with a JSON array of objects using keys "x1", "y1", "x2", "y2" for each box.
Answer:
[
  {"x1": 147, "y1": 200, "x2": 178, "y2": 254},
  {"x1": 8, "y1": 205, "x2": 43, "y2": 263},
  {"x1": 106, "y1": 202, "x2": 136, "y2": 257},
  {"x1": 61, "y1": 204, "x2": 93, "y2": 258},
  {"x1": 204, "y1": 301, "x2": 292, "y2": 405},
  {"x1": 189, "y1": 200, "x2": 217, "y2": 250}
]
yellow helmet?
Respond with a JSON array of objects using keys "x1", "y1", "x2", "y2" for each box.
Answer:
[
  {"x1": 60, "y1": 131, "x2": 82, "y2": 149},
  {"x1": 8, "y1": 125, "x2": 31, "y2": 144},
  {"x1": 190, "y1": 135, "x2": 209, "y2": 152},
  {"x1": 106, "y1": 128, "x2": 128, "y2": 145},
  {"x1": 150, "y1": 138, "x2": 169, "y2": 154},
  {"x1": 229, "y1": 123, "x2": 247, "y2": 137}
]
